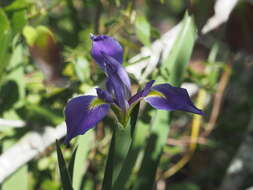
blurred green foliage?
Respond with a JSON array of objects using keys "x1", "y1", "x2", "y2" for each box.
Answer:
[{"x1": 0, "y1": 0, "x2": 252, "y2": 190}]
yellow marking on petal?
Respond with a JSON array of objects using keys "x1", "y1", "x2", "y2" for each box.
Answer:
[
  {"x1": 146, "y1": 90, "x2": 166, "y2": 99},
  {"x1": 89, "y1": 98, "x2": 106, "y2": 109}
]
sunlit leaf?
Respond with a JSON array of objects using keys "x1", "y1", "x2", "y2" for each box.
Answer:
[
  {"x1": 135, "y1": 15, "x2": 151, "y2": 46},
  {"x1": 161, "y1": 12, "x2": 197, "y2": 86},
  {"x1": 0, "y1": 8, "x2": 11, "y2": 82},
  {"x1": 73, "y1": 131, "x2": 95, "y2": 190},
  {"x1": 11, "y1": 10, "x2": 27, "y2": 35},
  {"x1": 133, "y1": 13, "x2": 197, "y2": 189}
]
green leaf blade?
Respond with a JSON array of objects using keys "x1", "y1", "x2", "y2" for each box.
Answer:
[
  {"x1": 135, "y1": 15, "x2": 151, "y2": 46},
  {"x1": 133, "y1": 13, "x2": 197, "y2": 189},
  {"x1": 56, "y1": 140, "x2": 74, "y2": 190},
  {"x1": 102, "y1": 103, "x2": 140, "y2": 190}
]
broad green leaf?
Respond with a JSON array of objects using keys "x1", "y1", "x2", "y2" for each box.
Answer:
[
  {"x1": 161, "y1": 13, "x2": 197, "y2": 86},
  {"x1": 135, "y1": 15, "x2": 151, "y2": 46},
  {"x1": 133, "y1": 111, "x2": 170, "y2": 190},
  {"x1": 0, "y1": 80, "x2": 19, "y2": 115},
  {"x1": 74, "y1": 57, "x2": 90, "y2": 82},
  {"x1": 102, "y1": 103, "x2": 140, "y2": 190},
  {"x1": 112, "y1": 120, "x2": 149, "y2": 190},
  {"x1": 4, "y1": 0, "x2": 28, "y2": 11},
  {"x1": 11, "y1": 9, "x2": 27, "y2": 35},
  {"x1": 0, "y1": 8, "x2": 11, "y2": 82},
  {"x1": 6, "y1": 44, "x2": 26, "y2": 107},
  {"x1": 133, "y1": 13, "x2": 197, "y2": 189},
  {"x1": 22, "y1": 25, "x2": 37, "y2": 46},
  {"x1": 56, "y1": 140, "x2": 74, "y2": 190}
]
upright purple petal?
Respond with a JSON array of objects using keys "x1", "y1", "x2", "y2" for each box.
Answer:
[
  {"x1": 102, "y1": 53, "x2": 131, "y2": 91},
  {"x1": 96, "y1": 88, "x2": 114, "y2": 103},
  {"x1": 106, "y1": 78, "x2": 114, "y2": 95},
  {"x1": 144, "y1": 84, "x2": 204, "y2": 115},
  {"x1": 90, "y1": 34, "x2": 123, "y2": 69},
  {"x1": 64, "y1": 95, "x2": 110, "y2": 143},
  {"x1": 105, "y1": 62, "x2": 129, "y2": 110}
]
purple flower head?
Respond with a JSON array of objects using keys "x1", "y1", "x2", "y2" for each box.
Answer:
[{"x1": 64, "y1": 35, "x2": 204, "y2": 143}]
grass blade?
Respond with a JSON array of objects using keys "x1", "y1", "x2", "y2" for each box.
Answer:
[
  {"x1": 56, "y1": 140, "x2": 73, "y2": 190},
  {"x1": 68, "y1": 146, "x2": 78, "y2": 183}
]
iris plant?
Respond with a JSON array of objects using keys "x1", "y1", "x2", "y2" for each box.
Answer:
[{"x1": 64, "y1": 34, "x2": 203, "y2": 143}]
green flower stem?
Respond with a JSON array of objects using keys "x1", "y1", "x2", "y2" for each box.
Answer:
[{"x1": 102, "y1": 103, "x2": 140, "y2": 190}]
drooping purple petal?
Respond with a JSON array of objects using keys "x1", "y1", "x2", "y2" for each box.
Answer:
[
  {"x1": 64, "y1": 95, "x2": 110, "y2": 143},
  {"x1": 90, "y1": 34, "x2": 123, "y2": 69},
  {"x1": 96, "y1": 88, "x2": 114, "y2": 103},
  {"x1": 144, "y1": 84, "x2": 204, "y2": 115},
  {"x1": 128, "y1": 80, "x2": 155, "y2": 105}
]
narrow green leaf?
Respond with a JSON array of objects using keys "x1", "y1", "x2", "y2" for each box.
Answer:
[
  {"x1": 56, "y1": 140, "x2": 74, "y2": 190},
  {"x1": 73, "y1": 131, "x2": 95, "y2": 190},
  {"x1": 27, "y1": 104, "x2": 63, "y2": 125},
  {"x1": 102, "y1": 103, "x2": 140, "y2": 190},
  {"x1": 133, "y1": 13, "x2": 197, "y2": 189},
  {"x1": 207, "y1": 43, "x2": 221, "y2": 87},
  {"x1": 68, "y1": 146, "x2": 78, "y2": 183},
  {"x1": 135, "y1": 15, "x2": 151, "y2": 46},
  {"x1": 133, "y1": 111, "x2": 170, "y2": 190},
  {"x1": 0, "y1": 8, "x2": 11, "y2": 82}
]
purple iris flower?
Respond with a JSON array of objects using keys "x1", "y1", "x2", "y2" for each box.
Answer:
[{"x1": 64, "y1": 34, "x2": 203, "y2": 143}]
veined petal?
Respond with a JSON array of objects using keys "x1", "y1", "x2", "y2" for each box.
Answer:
[
  {"x1": 90, "y1": 34, "x2": 123, "y2": 69},
  {"x1": 64, "y1": 95, "x2": 110, "y2": 143},
  {"x1": 144, "y1": 84, "x2": 204, "y2": 115},
  {"x1": 128, "y1": 80, "x2": 155, "y2": 105}
]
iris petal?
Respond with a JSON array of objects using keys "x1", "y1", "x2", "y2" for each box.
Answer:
[
  {"x1": 128, "y1": 80, "x2": 155, "y2": 105},
  {"x1": 144, "y1": 84, "x2": 204, "y2": 115},
  {"x1": 90, "y1": 35, "x2": 123, "y2": 69},
  {"x1": 105, "y1": 63, "x2": 129, "y2": 110},
  {"x1": 64, "y1": 95, "x2": 110, "y2": 143},
  {"x1": 96, "y1": 88, "x2": 114, "y2": 103},
  {"x1": 102, "y1": 53, "x2": 131, "y2": 91}
]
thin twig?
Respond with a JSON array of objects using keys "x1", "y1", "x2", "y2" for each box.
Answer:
[
  {"x1": 0, "y1": 119, "x2": 25, "y2": 128},
  {"x1": 203, "y1": 65, "x2": 232, "y2": 137}
]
